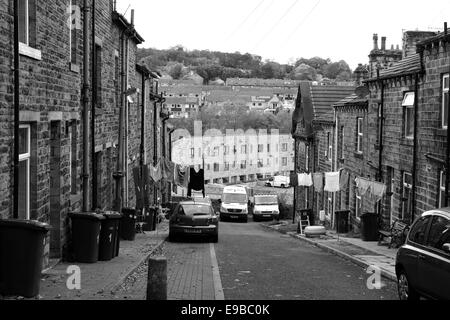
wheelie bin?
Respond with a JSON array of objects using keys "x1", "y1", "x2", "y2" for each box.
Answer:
[
  {"x1": 360, "y1": 212, "x2": 379, "y2": 241},
  {"x1": 98, "y1": 211, "x2": 122, "y2": 261},
  {"x1": 0, "y1": 219, "x2": 50, "y2": 298},
  {"x1": 143, "y1": 206, "x2": 156, "y2": 232},
  {"x1": 69, "y1": 212, "x2": 105, "y2": 263},
  {"x1": 120, "y1": 208, "x2": 137, "y2": 241}
]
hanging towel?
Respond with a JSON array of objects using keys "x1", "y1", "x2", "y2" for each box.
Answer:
[
  {"x1": 149, "y1": 161, "x2": 162, "y2": 182},
  {"x1": 298, "y1": 173, "x2": 313, "y2": 187},
  {"x1": 339, "y1": 170, "x2": 350, "y2": 190},
  {"x1": 162, "y1": 157, "x2": 175, "y2": 183},
  {"x1": 175, "y1": 164, "x2": 190, "y2": 188},
  {"x1": 355, "y1": 177, "x2": 371, "y2": 197},
  {"x1": 324, "y1": 172, "x2": 340, "y2": 192},
  {"x1": 188, "y1": 167, "x2": 205, "y2": 197},
  {"x1": 290, "y1": 171, "x2": 298, "y2": 187},
  {"x1": 371, "y1": 181, "x2": 386, "y2": 200},
  {"x1": 313, "y1": 173, "x2": 324, "y2": 192}
]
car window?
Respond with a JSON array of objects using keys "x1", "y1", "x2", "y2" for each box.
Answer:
[
  {"x1": 427, "y1": 216, "x2": 450, "y2": 251},
  {"x1": 408, "y1": 216, "x2": 431, "y2": 245},
  {"x1": 182, "y1": 204, "x2": 212, "y2": 216}
]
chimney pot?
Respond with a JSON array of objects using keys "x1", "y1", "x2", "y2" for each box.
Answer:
[
  {"x1": 373, "y1": 34, "x2": 379, "y2": 50},
  {"x1": 131, "y1": 9, "x2": 135, "y2": 26},
  {"x1": 381, "y1": 37, "x2": 386, "y2": 50},
  {"x1": 396, "y1": 44, "x2": 400, "y2": 50}
]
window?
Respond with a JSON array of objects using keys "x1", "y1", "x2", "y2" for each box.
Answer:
[
  {"x1": 439, "y1": 171, "x2": 446, "y2": 208},
  {"x1": 241, "y1": 145, "x2": 247, "y2": 154},
  {"x1": 356, "y1": 194, "x2": 362, "y2": 219},
  {"x1": 19, "y1": 125, "x2": 31, "y2": 220},
  {"x1": 241, "y1": 161, "x2": 247, "y2": 169},
  {"x1": 18, "y1": 0, "x2": 36, "y2": 46},
  {"x1": 402, "y1": 92, "x2": 415, "y2": 139},
  {"x1": 69, "y1": 0, "x2": 78, "y2": 64},
  {"x1": 357, "y1": 118, "x2": 363, "y2": 153},
  {"x1": 69, "y1": 122, "x2": 77, "y2": 194},
  {"x1": 305, "y1": 145, "x2": 310, "y2": 171},
  {"x1": 258, "y1": 159, "x2": 263, "y2": 168},
  {"x1": 224, "y1": 162, "x2": 229, "y2": 171},
  {"x1": 402, "y1": 172, "x2": 413, "y2": 220},
  {"x1": 190, "y1": 148, "x2": 195, "y2": 158},
  {"x1": 94, "y1": 45, "x2": 102, "y2": 108},
  {"x1": 305, "y1": 188, "x2": 310, "y2": 209},
  {"x1": 340, "y1": 126, "x2": 345, "y2": 160},
  {"x1": 282, "y1": 143, "x2": 288, "y2": 152},
  {"x1": 95, "y1": 151, "x2": 103, "y2": 209},
  {"x1": 443, "y1": 74, "x2": 449, "y2": 129},
  {"x1": 258, "y1": 144, "x2": 264, "y2": 153},
  {"x1": 426, "y1": 216, "x2": 450, "y2": 250},
  {"x1": 214, "y1": 163, "x2": 220, "y2": 172},
  {"x1": 207, "y1": 164, "x2": 210, "y2": 171},
  {"x1": 282, "y1": 157, "x2": 288, "y2": 166},
  {"x1": 409, "y1": 216, "x2": 431, "y2": 246}
]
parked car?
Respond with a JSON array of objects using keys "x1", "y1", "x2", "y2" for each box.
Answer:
[
  {"x1": 251, "y1": 194, "x2": 280, "y2": 222},
  {"x1": 265, "y1": 175, "x2": 290, "y2": 188},
  {"x1": 219, "y1": 186, "x2": 249, "y2": 222},
  {"x1": 169, "y1": 200, "x2": 219, "y2": 243},
  {"x1": 395, "y1": 208, "x2": 450, "y2": 300},
  {"x1": 191, "y1": 195, "x2": 212, "y2": 206}
]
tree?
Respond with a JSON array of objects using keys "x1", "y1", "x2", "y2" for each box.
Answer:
[
  {"x1": 289, "y1": 63, "x2": 317, "y2": 81},
  {"x1": 168, "y1": 63, "x2": 185, "y2": 80},
  {"x1": 323, "y1": 60, "x2": 352, "y2": 80}
]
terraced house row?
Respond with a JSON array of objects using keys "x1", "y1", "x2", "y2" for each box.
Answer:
[
  {"x1": 293, "y1": 29, "x2": 450, "y2": 232},
  {"x1": 0, "y1": 0, "x2": 173, "y2": 267}
]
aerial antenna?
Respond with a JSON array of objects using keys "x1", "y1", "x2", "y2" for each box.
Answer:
[{"x1": 123, "y1": 4, "x2": 131, "y2": 16}]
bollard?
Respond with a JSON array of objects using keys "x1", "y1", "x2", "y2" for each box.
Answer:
[{"x1": 146, "y1": 256, "x2": 167, "y2": 300}]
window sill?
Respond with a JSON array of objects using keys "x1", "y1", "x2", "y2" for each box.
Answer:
[
  {"x1": 19, "y1": 43, "x2": 42, "y2": 61},
  {"x1": 70, "y1": 63, "x2": 80, "y2": 73}
]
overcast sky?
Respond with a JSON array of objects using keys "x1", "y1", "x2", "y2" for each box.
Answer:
[{"x1": 116, "y1": 0, "x2": 449, "y2": 70}]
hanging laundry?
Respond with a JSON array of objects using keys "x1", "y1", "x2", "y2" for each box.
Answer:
[
  {"x1": 188, "y1": 167, "x2": 205, "y2": 197},
  {"x1": 162, "y1": 157, "x2": 175, "y2": 183},
  {"x1": 149, "y1": 161, "x2": 162, "y2": 182},
  {"x1": 313, "y1": 173, "x2": 324, "y2": 192},
  {"x1": 298, "y1": 173, "x2": 313, "y2": 187},
  {"x1": 324, "y1": 172, "x2": 340, "y2": 192},
  {"x1": 355, "y1": 177, "x2": 371, "y2": 197},
  {"x1": 371, "y1": 181, "x2": 386, "y2": 201},
  {"x1": 174, "y1": 164, "x2": 190, "y2": 188},
  {"x1": 290, "y1": 171, "x2": 298, "y2": 187},
  {"x1": 339, "y1": 170, "x2": 350, "y2": 190}
]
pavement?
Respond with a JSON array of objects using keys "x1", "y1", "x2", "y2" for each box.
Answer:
[
  {"x1": 0, "y1": 221, "x2": 169, "y2": 300},
  {"x1": 262, "y1": 220, "x2": 398, "y2": 282}
]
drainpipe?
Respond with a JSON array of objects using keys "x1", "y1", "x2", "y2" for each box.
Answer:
[
  {"x1": 13, "y1": 0, "x2": 20, "y2": 218},
  {"x1": 292, "y1": 138, "x2": 297, "y2": 224},
  {"x1": 377, "y1": 69, "x2": 384, "y2": 182},
  {"x1": 153, "y1": 81, "x2": 159, "y2": 205},
  {"x1": 412, "y1": 72, "x2": 420, "y2": 223},
  {"x1": 82, "y1": 0, "x2": 90, "y2": 212},
  {"x1": 91, "y1": 0, "x2": 97, "y2": 210},
  {"x1": 446, "y1": 22, "x2": 450, "y2": 207},
  {"x1": 332, "y1": 109, "x2": 338, "y2": 229},
  {"x1": 140, "y1": 71, "x2": 147, "y2": 168}
]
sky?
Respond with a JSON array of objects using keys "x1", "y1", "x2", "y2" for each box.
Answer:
[{"x1": 115, "y1": 0, "x2": 450, "y2": 70}]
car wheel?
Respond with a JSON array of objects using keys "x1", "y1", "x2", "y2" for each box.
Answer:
[
  {"x1": 281, "y1": 184, "x2": 285, "y2": 188},
  {"x1": 397, "y1": 270, "x2": 419, "y2": 300}
]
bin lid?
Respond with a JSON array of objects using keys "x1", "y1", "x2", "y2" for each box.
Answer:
[
  {"x1": 102, "y1": 211, "x2": 123, "y2": 219},
  {"x1": 0, "y1": 219, "x2": 51, "y2": 232},
  {"x1": 69, "y1": 212, "x2": 106, "y2": 221}
]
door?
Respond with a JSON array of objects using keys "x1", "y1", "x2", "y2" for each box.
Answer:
[{"x1": 419, "y1": 215, "x2": 450, "y2": 299}]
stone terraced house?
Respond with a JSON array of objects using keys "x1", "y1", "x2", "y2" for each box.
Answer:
[{"x1": 0, "y1": 0, "x2": 170, "y2": 266}]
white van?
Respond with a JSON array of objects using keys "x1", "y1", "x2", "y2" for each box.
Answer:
[
  {"x1": 252, "y1": 194, "x2": 280, "y2": 222},
  {"x1": 265, "y1": 175, "x2": 290, "y2": 188},
  {"x1": 219, "y1": 186, "x2": 249, "y2": 223}
]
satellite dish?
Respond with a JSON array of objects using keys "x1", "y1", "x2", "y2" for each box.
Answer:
[{"x1": 355, "y1": 86, "x2": 370, "y2": 98}]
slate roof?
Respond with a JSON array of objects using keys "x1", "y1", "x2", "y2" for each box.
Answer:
[
  {"x1": 365, "y1": 54, "x2": 422, "y2": 82},
  {"x1": 310, "y1": 85, "x2": 356, "y2": 122},
  {"x1": 333, "y1": 94, "x2": 368, "y2": 108},
  {"x1": 226, "y1": 78, "x2": 301, "y2": 88}
]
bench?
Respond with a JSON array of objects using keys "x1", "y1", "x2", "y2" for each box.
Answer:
[{"x1": 378, "y1": 219, "x2": 410, "y2": 248}]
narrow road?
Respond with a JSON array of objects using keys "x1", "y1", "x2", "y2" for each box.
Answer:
[{"x1": 215, "y1": 219, "x2": 398, "y2": 300}]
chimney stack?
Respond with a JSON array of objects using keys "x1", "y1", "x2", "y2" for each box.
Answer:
[
  {"x1": 391, "y1": 44, "x2": 394, "y2": 50},
  {"x1": 131, "y1": 9, "x2": 135, "y2": 26},
  {"x1": 373, "y1": 34, "x2": 379, "y2": 50},
  {"x1": 381, "y1": 37, "x2": 386, "y2": 50},
  {"x1": 396, "y1": 44, "x2": 400, "y2": 50}
]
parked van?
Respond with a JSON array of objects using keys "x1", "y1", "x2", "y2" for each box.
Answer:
[
  {"x1": 219, "y1": 186, "x2": 249, "y2": 223},
  {"x1": 265, "y1": 175, "x2": 290, "y2": 188},
  {"x1": 252, "y1": 194, "x2": 280, "y2": 222}
]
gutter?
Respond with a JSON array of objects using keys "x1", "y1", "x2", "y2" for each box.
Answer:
[{"x1": 13, "y1": 0, "x2": 20, "y2": 218}]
